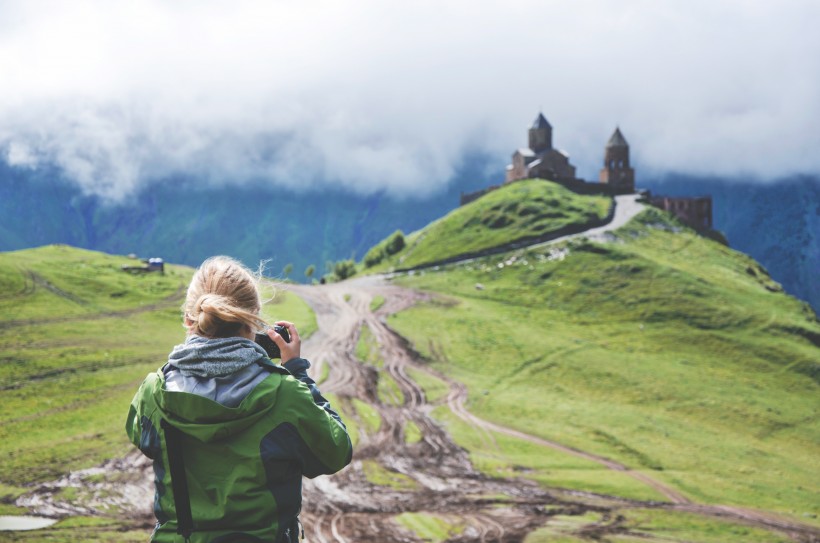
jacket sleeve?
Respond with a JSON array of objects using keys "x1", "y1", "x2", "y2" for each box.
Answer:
[
  {"x1": 124, "y1": 374, "x2": 161, "y2": 459},
  {"x1": 282, "y1": 357, "x2": 353, "y2": 477},
  {"x1": 283, "y1": 357, "x2": 347, "y2": 429},
  {"x1": 125, "y1": 379, "x2": 147, "y2": 449}
]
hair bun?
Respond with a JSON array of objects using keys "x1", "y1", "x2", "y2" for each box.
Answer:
[
  {"x1": 182, "y1": 255, "x2": 267, "y2": 338},
  {"x1": 194, "y1": 293, "x2": 225, "y2": 315}
]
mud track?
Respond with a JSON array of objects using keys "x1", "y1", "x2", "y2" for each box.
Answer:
[{"x1": 283, "y1": 278, "x2": 819, "y2": 543}]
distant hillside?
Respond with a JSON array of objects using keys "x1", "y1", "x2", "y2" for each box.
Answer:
[
  {"x1": 0, "y1": 245, "x2": 318, "y2": 539},
  {"x1": 642, "y1": 173, "x2": 819, "y2": 312},
  {"x1": 0, "y1": 158, "x2": 494, "y2": 279},
  {"x1": 387, "y1": 205, "x2": 819, "y2": 523},
  {"x1": 363, "y1": 179, "x2": 611, "y2": 271},
  {"x1": 1, "y1": 160, "x2": 817, "y2": 311}
]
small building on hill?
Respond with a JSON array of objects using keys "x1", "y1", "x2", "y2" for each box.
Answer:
[
  {"x1": 650, "y1": 195, "x2": 713, "y2": 231},
  {"x1": 598, "y1": 127, "x2": 635, "y2": 194},
  {"x1": 505, "y1": 113, "x2": 578, "y2": 184}
]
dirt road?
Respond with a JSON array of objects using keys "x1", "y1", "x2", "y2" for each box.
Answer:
[
  {"x1": 284, "y1": 278, "x2": 819, "y2": 543},
  {"x1": 290, "y1": 279, "x2": 572, "y2": 542}
]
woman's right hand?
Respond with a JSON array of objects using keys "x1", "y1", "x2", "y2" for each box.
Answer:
[{"x1": 268, "y1": 321, "x2": 301, "y2": 363}]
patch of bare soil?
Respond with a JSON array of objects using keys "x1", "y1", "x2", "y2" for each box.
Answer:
[{"x1": 17, "y1": 276, "x2": 820, "y2": 542}]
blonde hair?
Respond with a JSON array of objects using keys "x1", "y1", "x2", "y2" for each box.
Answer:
[{"x1": 183, "y1": 256, "x2": 268, "y2": 338}]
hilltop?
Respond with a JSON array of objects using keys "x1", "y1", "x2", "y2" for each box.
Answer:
[{"x1": 363, "y1": 179, "x2": 612, "y2": 272}]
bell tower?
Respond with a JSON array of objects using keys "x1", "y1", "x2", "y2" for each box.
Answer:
[
  {"x1": 599, "y1": 127, "x2": 635, "y2": 193},
  {"x1": 528, "y1": 112, "x2": 552, "y2": 153}
]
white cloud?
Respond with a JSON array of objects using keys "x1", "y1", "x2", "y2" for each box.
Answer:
[{"x1": 1, "y1": 0, "x2": 818, "y2": 201}]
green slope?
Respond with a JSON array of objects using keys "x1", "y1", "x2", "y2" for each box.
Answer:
[
  {"x1": 0, "y1": 245, "x2": 315, "y2": 515},
  {"x1": 363, "y1": 179, "x2": 612, "y2": 271},
  {"x1": 387, "y1": 207, "x2": 819, "y2": 521}
]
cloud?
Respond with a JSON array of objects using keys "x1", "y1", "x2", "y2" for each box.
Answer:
[{"x1": 1, "y1": 0, "x2": 818, "y2": 201}]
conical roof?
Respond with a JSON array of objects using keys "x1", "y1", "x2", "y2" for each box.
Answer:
[
  {"x1": 607, "y1": 127, "x2": 629, "y2": 147},
  {"x1": 531, "y1": 112, "x2": 551, "y2": 130}
]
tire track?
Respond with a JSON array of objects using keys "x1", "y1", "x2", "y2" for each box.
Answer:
[{"x1": 285, "y1": 278, "x2": 820, "y2": 542}]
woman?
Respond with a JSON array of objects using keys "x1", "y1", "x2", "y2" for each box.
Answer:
[{"x1": 126, "y1": 256, "x2": 352, "y2": 542}]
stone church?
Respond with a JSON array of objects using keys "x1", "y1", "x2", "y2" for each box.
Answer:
[
  {"x1": 464, "y1": 111, "x2": 713, "y2": 231},
  {"x1": 505, "y1": 113, "x2": 577, "y2": 183}
]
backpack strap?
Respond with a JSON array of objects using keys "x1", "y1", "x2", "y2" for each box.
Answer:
[{"x1": 161, "y1": 419, "x2": 194, "y2": 541}]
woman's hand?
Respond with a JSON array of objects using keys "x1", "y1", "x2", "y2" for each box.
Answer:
[{"x1": 267, "y1": 320, "x2": 301, "y2": 363}]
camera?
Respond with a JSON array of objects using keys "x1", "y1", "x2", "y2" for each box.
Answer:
[{"x1": 254, "y1": 325, "x2": 291, "y2": 359}]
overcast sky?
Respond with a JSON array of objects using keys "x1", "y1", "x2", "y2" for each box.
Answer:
[{"x1": 1, "y1": 0, "x2": 818, "y2": 201}]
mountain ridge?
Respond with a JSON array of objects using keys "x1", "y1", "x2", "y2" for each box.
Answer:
[{"x1": 1, "y1": 159, "x2": 817, "y2": 311}]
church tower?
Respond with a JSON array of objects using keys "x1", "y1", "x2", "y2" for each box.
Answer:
[
  {"x1": 599, "y1": 127, "x2": 635, "y2": 193},
  {"x1": 528, "y1": 112, "x2": 553, "y2": 153}
]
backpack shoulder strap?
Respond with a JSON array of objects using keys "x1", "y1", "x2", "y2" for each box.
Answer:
[{"x1": 161, "y1": 419, "x2": 194, "y2": 541}]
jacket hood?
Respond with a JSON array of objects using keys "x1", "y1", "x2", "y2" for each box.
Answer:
[{"x1": 146, "y1": 360, "x2": 288, "y2": 443}]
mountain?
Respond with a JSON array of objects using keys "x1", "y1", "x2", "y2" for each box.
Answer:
[
  {"x1": 0, "y1": 157, "x2": 495, "y2": 280},
  {"x1": 1, "y1": 160, "x2": 818, "y2": 311}
]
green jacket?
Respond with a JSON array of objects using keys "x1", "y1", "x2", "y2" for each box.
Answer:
[{"x1": 126, "y1": 357, "x2": 352, "y2": 542}]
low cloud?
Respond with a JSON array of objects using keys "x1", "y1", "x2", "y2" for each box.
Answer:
[{"x1": 1, "y1": 0, "x2": 818, "y2": 201}]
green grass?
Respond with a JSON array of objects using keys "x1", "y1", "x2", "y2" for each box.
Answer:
[
  {"x1": 616, "y1": 508, "x2": 793, "y2": 543},
  {"x1": 405, "y1": 366, "x2": 451, "y2": 404},
  {"x1": 393, "y1": 512, "x2": 466, "y2": 542},
  {"x1": 404, "y1": 420, "x2": 422, "y2": 444},
  {"x1": 260, "y1": 282, "x2": 318, "y2": 338},
  {"x1": 0, "y1": 245, "x2": 317, "y2": 492},
  {"x1": 389, "y1": 210, "x2": 820, "y2": 521},
  {"x1": 351, "y1": 397, "x2": 382, "y2": 435},
  {"x1": 524, "y1": 508, "x2": 792, "y2": 543},
  {"x1": 356, "y1": 322, "x2": 403, "y2": 405},
  {"x1": 525, "y1": 507, "x2": 793, "y2": 543},
  {"x1": 0, "y1": 517, "x2": 150, "y2": 542},
  {"x1": 356, "y1": 323, "x2": 383, "y2": 367},
  {"x1": 430, "y1": 405, "x2": 665, "y2": 501},
  {"x1": 0, "y1": 246, "x2": 193, "y2": 485},
  {"x1": 361, "y1": 460, "x2": 418, "y2": 490},
  {"x1": 370, "y1": 294, "x2": 386, "y2": 312},
  {"x1": 364, "y1": 179, "x2": 612, "y2": 272}
]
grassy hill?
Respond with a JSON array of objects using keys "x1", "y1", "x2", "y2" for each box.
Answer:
[
  {"x1": 0, "y1": 245, "x2": 315, "y2": 539},
  {"x1": 363, "y1": 179, "x2": 612, "y2": 271},
  {"x1": 386, "y1": 203, "x2": 819, "y2": 525},
  {"x1": 1, "y1": 181, "x2": 818, "y2": 541}
]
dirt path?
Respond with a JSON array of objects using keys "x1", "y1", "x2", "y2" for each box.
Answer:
[{"x1": 283, "y1": 279, "x2": 819, "y2": 543}]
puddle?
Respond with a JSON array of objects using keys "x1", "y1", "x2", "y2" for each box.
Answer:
[{"x1": 0, "y1": 516, "x2": 58, "y2": 531}]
